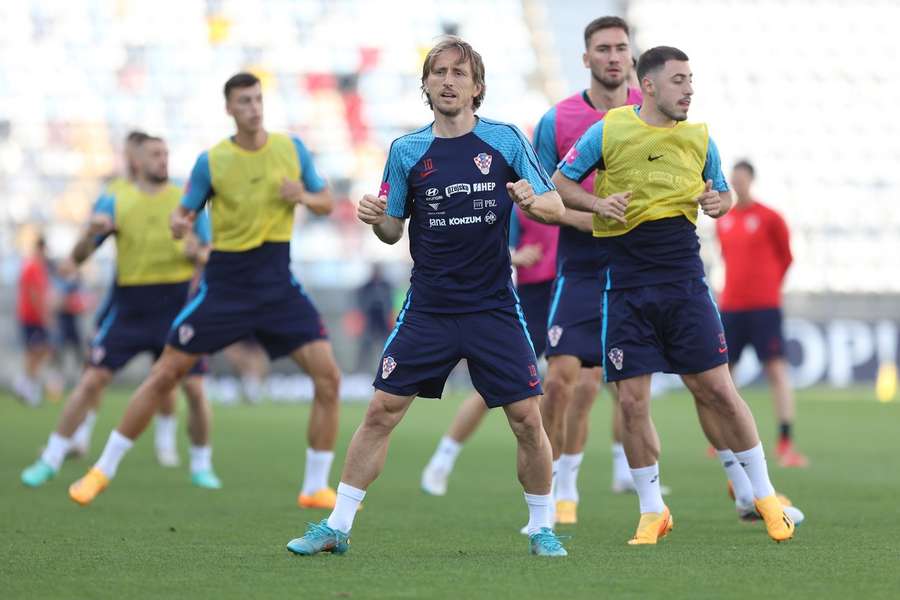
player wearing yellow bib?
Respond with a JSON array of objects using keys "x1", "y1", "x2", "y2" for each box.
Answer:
[
  {"x1": 69, "y1": 73, "x2": 343, "y2": 509},
  {"x1": 553, "y1": 47, "x2": 795, "y2": 544},
  {"x1": 21, "y1": 135, "x2": 220, "y2": 490}
]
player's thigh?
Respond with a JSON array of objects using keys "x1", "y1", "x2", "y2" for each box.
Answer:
[
  {"x1": 463, "y1": 307, "x2": 543, "y2": 408},
  {"x1": 603, "y1": 286, "x2": 669, "y2": 382},
  {"x1": 661, "y1": 279, "x2": 730, "y2": 375},
  {"x1": 290, "y1": 339, "x2": 341, "y2": 382},
  {"x1": 375, "y1": 310, "x2": 460, "y2": 400},
  {"x1": 748, "y1": 308, "x2": 786, "y2": 361},
  {"x1": 546, "y1": 274, "x2": 606, "y2": 368}
]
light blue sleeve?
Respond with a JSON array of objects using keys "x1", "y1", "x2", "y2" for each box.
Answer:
[
  {"x1": 181, "y1": 152, "x2": 213, "y2": 211},
  {"x1": 531, "y1": 107, "x2": 559, "y2": 175},
  {"x1": 558, "y1": 119, "x2": 605, "y2": 183},
  {"x1": 193, "y1": 209, "x2": 212, "y2": 245},
  {"x1": 292, "y1": 136, "x2": 326, "y2": 193},
  {"x1": 508, "y1": 207, "x2": 521, "y2": 248},
  {"x1": 702, "y1": 137, "x2": 729, "y2": 192},
  {"x1": 382, "y1": 140, "x2": 413, "y2": 219},
  {"x1": 91, "y1": 192, "x2": 116, "y2": 245}
]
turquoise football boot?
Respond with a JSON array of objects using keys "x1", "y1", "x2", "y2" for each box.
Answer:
[
  {"x1": 286, "y1": 519, "x2": 350, "y2": 556},
  {"x1": 190, "y1": 470, "x2": 222, "y2": 489},
  {"x1": 21, "y1": 459, "x2": 57, "y2": 488},
  {"x1": 529, "y1": 527, "x2": 568, "y2": 557}
]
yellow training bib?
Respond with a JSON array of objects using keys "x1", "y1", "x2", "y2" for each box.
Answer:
[{"x1": 593, "y1": 106, "x2": 708, "y2": 237}]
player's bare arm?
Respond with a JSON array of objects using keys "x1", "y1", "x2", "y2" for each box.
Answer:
[
  {"x1": 358, "y1": 193, "x2": 404, "y2": 244},
  {"x1": 552, "y1": 171, "x2": 631, "y2": 225},
  {"x1": 71, "y1": 213, "x2": 113, "y2": 264},
  {"x1": 696, "y1": 180, "x2": 731, "y2": 218},
  {"x1": 170, "y1": 205, "x2": 196, "y2": 240},
  {"x1": 506, "y1": 180, "x2": 564, "y2": 224},
  {"x1": 280, "y1": 178, "x2": 334, "y2": 216},
  {"x1": 510, "y1": 243, "x2": 543, "y2": 268},
  {"x1": 557, "y1": 207, "x2": 594, "y2": 233}
]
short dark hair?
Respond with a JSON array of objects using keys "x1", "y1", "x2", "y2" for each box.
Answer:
[
  {"x1": 636, "y1": 46, "x2": 690, "y2": 82},
  {"x1": 125, "y1": 130, "x2": 149, "y2": 146},
  {"x1": 420, "y1": 36, "x2": 486, "y2": 111},
  {"x1": 224, "y1": 72, "x2": 261, "y2": 100},
  {"x1": 583, "y1": 16, "x2": 630, "y2": 48},
  {"x1": 733, "y1": 160, "x2": 756, "y2": 178}
]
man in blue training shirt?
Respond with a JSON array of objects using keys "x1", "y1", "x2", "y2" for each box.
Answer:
[{"x1": 287, "y1": 36, "x2": 569, "y2": 558}]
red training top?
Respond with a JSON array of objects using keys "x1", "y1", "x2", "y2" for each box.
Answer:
[
  {"x1": 17, "y1": 257, "x2": 50, "y2": 325},
  {"x1": 715, "y1": 200, "x2": 792, "y2": 311}
]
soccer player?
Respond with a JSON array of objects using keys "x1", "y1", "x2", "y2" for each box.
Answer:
[
  {"x1": 533, "y1": 17, "x2": 646, "y2": 523},
  {"x1": 67, "y1": 72, "x2": 342, "y2": 509},
  {"x1": 286, "y1": 37, "x2": 569, "y2": 557},
  {"x1": 716, "y1": 160, "x2": 807, "y2": 467},
  {"x1": 419, "y1": 205, "x2": 557, "y2": 497},
  {"x1": 553, "y1": 46, "x2": 795, "y2": 543},
  {"x1": 14, "y1": 235, "x2": 53, "y2": 407},
  {"x1": 20, "y1": 135, "x2": 221, "y2": 489}
]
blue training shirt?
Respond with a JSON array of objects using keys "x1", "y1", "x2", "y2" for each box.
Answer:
[
  {"x1": 559, "y1": 107, "x2": 729, "y2": 288},
  {"x1": 381, "y1": 117, "x2": 555, "y2": 313}
]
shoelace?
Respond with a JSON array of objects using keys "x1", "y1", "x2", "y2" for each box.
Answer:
[
  {"x1": 532, "y1": 531, "x2": 568, "y2": 551},
  {"x1": 304, "y1": 521, "x2": 335, "y2": 540}
]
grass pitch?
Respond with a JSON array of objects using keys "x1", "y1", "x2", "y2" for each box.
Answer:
[{"x1": 2, "y1": 385, "x2": 898, "y2": 599}]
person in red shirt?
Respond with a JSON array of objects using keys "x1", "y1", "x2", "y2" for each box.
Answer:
[
  {"x1": 15, "y1": 235, "x2": 54, "y2": 406},
  {"x1": 715, "y1": 160, "x2": 808, "y2": 467}
]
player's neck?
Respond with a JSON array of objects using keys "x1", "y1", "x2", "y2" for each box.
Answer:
[
  {"x1": 735, "y1": 194, "x2": 755, "y2": 208},
  {"x1": 636, "y1": 102, "x2": 676, "y2": 128},
  {"x1": 587, "y1": 81, "x2": 629, "y2": 112},
  {"x1": 432, "y1": 110, "x2": 477, "y2": 139},
  {"x1": 233, "y1": 128, "x2": 268, "y2": 151}
]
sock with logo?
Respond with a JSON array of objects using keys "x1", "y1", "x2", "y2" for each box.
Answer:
[
  {"x1": 716, "y1": 448, "x2": 754, "y2": 509},
  {"x1": 630, "y1": 463, "x2": 666, "y2": 514},
  {"x1": 733, "y1": 443, "x2": 776, "y2": 499}
]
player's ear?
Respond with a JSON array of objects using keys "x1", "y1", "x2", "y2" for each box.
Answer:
[{"x1": 582, "y1": 51, "x2": 589, "y2": 69}]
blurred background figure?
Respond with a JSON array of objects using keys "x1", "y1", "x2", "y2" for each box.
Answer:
[
  {"x1": 716, "y1": 160, "x2": 808, "y2": 467},
  {"x1": 353, "y1": 263, "x2": 394, "y2": 373},
  {"x1": 51, "y1": 259, "x2": 91, "y2": 384},
  {"x1": 14, "y1": 235, "x2": 54, "y2": 406},
  {"x1": 221, "y1": 338, "x2": 270, "y2": 404}
]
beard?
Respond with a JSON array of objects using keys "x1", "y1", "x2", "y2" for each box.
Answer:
[
  {"x1": 658, "y1": 101, "x2": 688, "y2": 122},
  {"x1": 591, "y1": 69, "x2": 625, "y2": 91},
  {"x1": 145, "y1": 172, "x2": 169, "y2": 184}
]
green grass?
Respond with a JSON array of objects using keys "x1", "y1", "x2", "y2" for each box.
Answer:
[{"x1": 2, "y1": 386, "x2": 899, "y2": 599}]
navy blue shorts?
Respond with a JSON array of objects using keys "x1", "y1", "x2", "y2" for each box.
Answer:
[
  {"x1": 20, "y1": 324, "x2": 49, "y2": 349},
  {"x1": 545, "y1": 272, "x2": 605, "y2": 367},
  {"x1": 602, "y1": 278, "x2": 728, "y2": 382},
  {"x1": 516, "y1": 280, "x2": 553, "y2": 357},
  {"x1": 721, "y1": 308, "x2": 785, "y2": 362},
  {"x1": 89, "y1": 282, "x2": 206, "y2": 375},
  {"x1": 168, "y1": 275, "x2": 327, "y2": 360},
  {"x1": 374, "y1": 305, "x2": 542, "y2": 408}
]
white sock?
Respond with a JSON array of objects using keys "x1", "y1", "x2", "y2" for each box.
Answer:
[
  {"x1": 612, "y1": 442, "x2": 632, "y2": 483},
  {"x1": 41, "y1": 432, "x2": 71, "y2": 471},
  {"x1": 301, "y1": 448, "x2": 335, "y2": 495},
  {"x1": 524, "y1": 492, "x2": 554, "y2": 535},
  {"x1": 733, "y1": 443, "x2": 776, "y2": 499},
  {"x1": 326, "y1": 482, "x2": 366, "y2": 533},
  {"x1": 72, "y1": 410, "x2": 97, "y2": 450},
  {"x1": 154, "y1": 414, "x2": 177, "y2": 451},
  {"x1": 716, "y1": 448, "x2": 755, "y2": 508},
  {"x1": 189, "y1": 445, "x2": 212, "y2": 474},
  {"x1": 556, "y1": 452, "x2": 583, "y2": 502},
  {"x1": 427, "y1": 436, "x2": 462, "y2": 473},
  {"x1": 630, "y1": 463, "x2": 666, "y2": 514},
  {"x1": 94, "y1": 430, "x2": 134, "y2": 479}
]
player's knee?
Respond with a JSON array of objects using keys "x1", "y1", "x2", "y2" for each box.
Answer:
[
  {"x1": 364, "y1": 395, "x2": 403, "y2": 431},
  {"x1": 83, "y1": 368, "x2": 112, "y2": 394},
  {"x1": 313, "y1": 364, "x2": 341, "y2": 404},
  {"x1": 617, "y1": 391, "x2": 649, "y2": 423},
  {"x1": 508, "y1": 404, "x2": 544, "y2": 443},
  {"x1": 149, "y1": 361, "x2": 189, "y2": 391}
]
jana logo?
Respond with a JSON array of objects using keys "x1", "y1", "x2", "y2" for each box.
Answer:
[
  {"x1": 473, "y1": 152, "x2": 493, "y2": 175},
  {"x1": 426, "y1": 187, "x2": 440, "y2": 197},
  {"x1": 548, "y1": 325, "x2": 563, "y2": 348},
  {"x1": 485, "y1": 211, "x2": 497, "y2": 224},
  {"x1": 382, "y1": 356, "x2": 397, "y2": 379},
  {"x1": 178, "y1": 324, "x2": 195, "y2": 345},
  {"x1": 608, "y1": 347, "x2": 624, "y2": 371}
]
